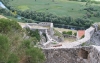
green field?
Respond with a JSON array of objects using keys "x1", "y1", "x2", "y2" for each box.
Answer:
[{"x1": 8, "y1": 0, "x2": 100, "y2": 22}]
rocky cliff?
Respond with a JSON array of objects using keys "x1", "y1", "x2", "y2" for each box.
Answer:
[{"x1": 89, "y1": 30, "x2": 100, "y2": 46}]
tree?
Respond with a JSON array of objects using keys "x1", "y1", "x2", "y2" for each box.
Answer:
[
  {"x1": 0, "y1": 18, "x2": 45, "y2": 63},
  {"x1": 20, "y1": 39, "x2": 45, "y2": 63},
  {"x1": 85, "y1": 0, "x2": 92, "y2": 6},
  {"x1": 26, "y1": 28, "x2": 41, "y2": 41},
  {"x1": 0, "y1": 19, "x2": 22, "y2": 33}
]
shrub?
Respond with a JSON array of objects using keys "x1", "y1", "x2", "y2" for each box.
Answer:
[
  {"x1": 67, "y1": 31, "x2": 72, "y2": 35},
  {"x1": 7, "y1": 53, "x2": 19, "y2": 63},
  {"x1": 26, "y1": 47, "x2": 45, "y2": 63},
  {"x1": 81, "y1": 42, "x2": 86, "y2": 46},
  {"x1": 62, "y1": 31, "x2": 72, "y2": 35},
  {"x1": 62, "y1": 31, "x2": 67, "y2": 34},
  {"x1": 0, "y1": 19, "x2": 22, "y2": 33},
  {"x1": 0, "y1": 34, "x2": 9, "y2": 61},
  {"x1": 26, "y1": 28, "x2": 41, "y2": 41},
  {"x1": 81, "y1": 35, "x2": 84, "y2": 39},
  {"x1": 19, "y1": 39, "x2": 45, "y2": 63},
  {"x1": 74, "y1": 32, "x2": 77, "y2": 36},
  {"x1": 21, "y1": 39, "x2": 31, "y2": 49}
]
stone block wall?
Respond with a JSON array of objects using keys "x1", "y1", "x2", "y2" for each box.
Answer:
[{"x1": 43, "y1": 46, "x2": 100, "y2": 63}]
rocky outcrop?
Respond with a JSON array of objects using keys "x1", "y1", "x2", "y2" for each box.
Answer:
[
  {"x1": 43, "y1": 46, "x2": 100, "y2": 63},
  {"x1": 89, "y1": 30, "x2": 100, "y2": 46},
  {"x1": 53, "y1": 36, "x2": 64, "y2": 42}
]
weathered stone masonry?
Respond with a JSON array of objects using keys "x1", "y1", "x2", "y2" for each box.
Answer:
[{"x1": 43, "y1": 46, "x2": 100, "y2": 63}]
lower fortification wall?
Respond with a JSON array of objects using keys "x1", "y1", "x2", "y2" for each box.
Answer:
[{"x1": 43, "y1": 46, "x2": 100, "y2": 63}]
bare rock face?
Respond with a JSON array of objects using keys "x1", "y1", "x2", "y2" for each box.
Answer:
[
  {"x1": 43, "y1": 46, "x2": 100, "y2": 63},
  {"x1": 90, "y1": 30, "x2": 100, "y2": 46}
]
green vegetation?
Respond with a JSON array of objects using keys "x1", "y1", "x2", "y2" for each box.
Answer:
[
  {"x1": 62, "y1": 31, "x2": 72, "y2": 35},
  {"x1": 0, "y1": 19, "x2": 22, "y2": 33},
  {"x1": 2, "y1": 0, "x2": 100, "y2": 29},
  {"x1": 54, "y1": 29, "x2": 62, "y2": 37},
  {"x1": 81, "y1": 42, "x2": 91, "y2": 46},
  {"x1": 81, "y1": 42, "x2": 86, "y2": 46},
  {"x1": 81, "y1": 35, "x2": 85, "y2": 39},
  {"x1": 26, "y1": 28, "x2": 41, "y2": 42},
  {"x1": 8, "y1": 0, "x2": 87, "y2": 17},
  {"x1": 73, "y1": 32, "x2": 77, "y2": 36},
  {"x1": 0, "y1": 18, "x2": 45, "y2": 63},
  {"x1": 1, "y1": 0, "x2": 100, "y2": 29},
  {"x1": 0, "y1": 34, "x2": 9, "y2": 62},
  {"x1": 7, "y1": 0, "x2": 100, "y2": 18}
]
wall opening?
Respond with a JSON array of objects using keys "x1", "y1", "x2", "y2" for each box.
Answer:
[{"x1": 78, "y1": 49, "x2": 89, "y2": 59}]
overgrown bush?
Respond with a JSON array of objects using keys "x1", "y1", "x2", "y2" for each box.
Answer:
[
  {"x1": 62, "y1": 31, "x2": 72, "y2": 35},
  {"x1": 0, "y1": 19, "x2": 22, "y2": 33},
  {"x1": 7, "y1": 53, "x2": 19, "y2": 63},
  {"x1": 0, "y1": 18, "x2": 45, "y2": 63},
  {"x1": 26, "y1": 28, "x2": 41, "y2": 41},
  {"x1": 81, "y1": 35, "x2": 85, "y2": 39},
  {"x1": 0, "y1": 34, "x2": 9, "y2": 62},
  {"x1": 26, "y1": 47, "x2": 45, "y2": 63},
  {"x1": 74, "y1": 32, "x2": 77, "y2": 36},
  {"x1": 62, "y1": 31, "x2": 67, "y2": 34},
  {"x1": 19, "y1": 39, "x2": 45, "y2": 63}
]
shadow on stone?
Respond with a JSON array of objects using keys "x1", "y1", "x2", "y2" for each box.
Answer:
[{"x1": 78, "y1": 49, "x2": 89, "y2": 59}]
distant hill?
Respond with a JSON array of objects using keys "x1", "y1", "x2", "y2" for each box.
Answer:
[
  {"x1": 0, "y1": 0, "x2": 100, "y2": 30},
  {"x1": 6, "y1": 0, "x2": 100, "y2": 22}
]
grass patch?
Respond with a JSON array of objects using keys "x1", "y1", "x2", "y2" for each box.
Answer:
[
  {"x1": 8, "y1": 0, "x2": 100, "y2": 22},
  {"x1": 8, "y1": 0, "x2": 87, "y2": 18},
  {"x1": 17, "y1": 5, "x2": 29, "y2": 11}
]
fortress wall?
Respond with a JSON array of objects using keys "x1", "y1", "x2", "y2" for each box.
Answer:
[
  {"x1": 43, "y1": 46, "x2": 100, "y2": 63},
  {"x1": 25, "y1": 22, "x2": 51, "y2": 27},
  {"x1": 39, "y1": 22, "x2": 51, "y2": 27},
  {"x1": 27, "y1": 23, "x2": 38, "y2": 26},
  {"x1": 73, "y1": 27, "x2": 95, "y2": 47}
]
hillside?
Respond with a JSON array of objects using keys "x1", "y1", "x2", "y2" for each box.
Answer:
[
  {"x1": 8, "y1": 0, "x2": 86, "y2": 18},
  {"x1": 0, "y1": 17, "x2": 45, "y2": 63},
  {"x1": 7, "y1": 0, "x2": 100, "y2": 22},
  {"x1": 0, "y1": 0, "x2": 100, "y2": 30}
]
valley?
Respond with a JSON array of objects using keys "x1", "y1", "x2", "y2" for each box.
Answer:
[{"x1": 0, "y1": 0, "x2": 100, "y2": 63}]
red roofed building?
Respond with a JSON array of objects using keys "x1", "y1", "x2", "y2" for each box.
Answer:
[{"x1": 77, "y1": 30, "x2": 85, "y2": 39}]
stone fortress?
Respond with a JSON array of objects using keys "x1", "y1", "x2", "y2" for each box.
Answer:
[
  {"x1": 19, "y1": 22, "x2": 60, "y2": 47},
  {"x1": 43, "y1": 23, "x2": 100, "y2": 63},
  {"x1": 19, "y1": 22, "x2": 100, "y2": 63}
]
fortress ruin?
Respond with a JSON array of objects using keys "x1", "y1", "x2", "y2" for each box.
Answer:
[{"x1": 19, "y1": 22, "x2": 100, "y2": 63}]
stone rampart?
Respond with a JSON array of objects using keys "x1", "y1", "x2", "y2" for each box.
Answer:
[
  {"x1": 43, "y1": 45, "x2": 100, "y2": 63},
  {"x1": 39, "y1": 22, "x2": 51, "y2": 27}
]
